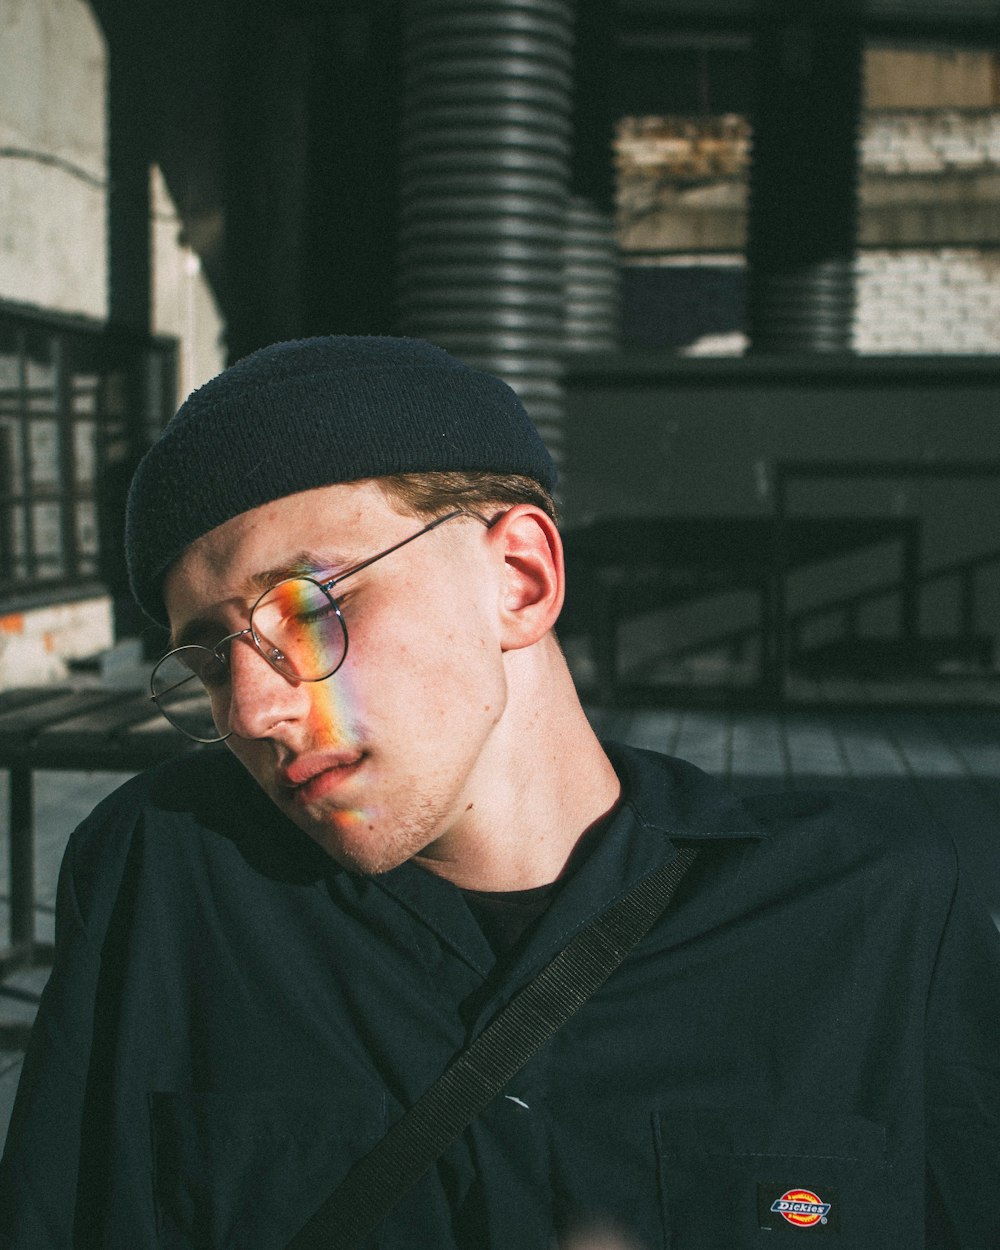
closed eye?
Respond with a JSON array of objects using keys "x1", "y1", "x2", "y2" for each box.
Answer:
[{"x1": 292, "y1": 599, "x2": 341, "y2": 625}]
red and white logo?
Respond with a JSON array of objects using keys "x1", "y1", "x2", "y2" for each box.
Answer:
[{"x1": 769, "y1": 1189, "x2": 832, "y2": 1228}]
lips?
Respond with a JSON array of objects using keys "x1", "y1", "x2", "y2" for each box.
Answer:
[{"x1": 277, "y1": 750, "x2": 366, "y2": 801}]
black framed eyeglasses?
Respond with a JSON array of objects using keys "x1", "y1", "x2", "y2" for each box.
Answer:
[{"x1": 150, "y1": 509, "x2": 472, "y2": 743}]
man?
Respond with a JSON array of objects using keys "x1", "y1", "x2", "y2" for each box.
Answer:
[{"x1": 1, "y1": 336, "x2": 997, "y2": 1248}]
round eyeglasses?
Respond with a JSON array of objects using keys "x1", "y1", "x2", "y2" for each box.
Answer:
[{"x1": 150, "y1": 509, "x2": 473, "y2": 743}]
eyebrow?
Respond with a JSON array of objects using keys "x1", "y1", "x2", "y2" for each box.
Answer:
[{"x1": 240, "y1": 550, "x2": 339, "y2": 597}]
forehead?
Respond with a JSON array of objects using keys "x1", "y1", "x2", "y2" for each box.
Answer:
[{"x1": 162, "y1": 479, "x2": 401, "y2": 622}]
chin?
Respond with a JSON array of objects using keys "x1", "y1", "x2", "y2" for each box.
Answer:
[
  {"x1": 297, "y1": 812, "x2": 411, "y2": 876},
  {"x1": 325, "y1": 841, "x2": 413, "y2": 877}
]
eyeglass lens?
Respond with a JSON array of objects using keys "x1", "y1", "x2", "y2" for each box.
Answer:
[
  {"x1": 150, "y1": 650, "x2": 228, "y2": 742},
  {"x1": 252, "y1": 576, "x2": 346, "y2": 680},
  {"x1": 151, "y1": 576, "x2": 348, "y2": 742}
]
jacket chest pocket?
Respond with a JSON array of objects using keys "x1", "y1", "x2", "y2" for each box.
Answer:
[
  {"x1": 655, "y1": 1109, "x2": 890, "y2": 1250},
  {"x1": 150, "y1": 1089, "x2": 385, "y2": 1249}
]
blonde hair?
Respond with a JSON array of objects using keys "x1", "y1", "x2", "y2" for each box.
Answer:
[{"x1": 376, "y1": 470, "x2": 558, "y2": 524}]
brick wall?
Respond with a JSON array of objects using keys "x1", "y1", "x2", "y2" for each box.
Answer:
[
  {"x1": 855, "y1": 249, "x2": 1000, "y2": 354},
  {"x1": 861, "y1": 111, "x2": 1000, "y2": 173}
]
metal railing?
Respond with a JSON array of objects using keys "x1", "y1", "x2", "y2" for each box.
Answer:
[{"x1": 771, "y1": 458, "x2": 1000, "y2": 697}]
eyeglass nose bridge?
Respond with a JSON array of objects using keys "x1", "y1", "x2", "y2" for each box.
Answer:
[{"x1": 214, "y1": 624, "x2": 291, "y2": 677}]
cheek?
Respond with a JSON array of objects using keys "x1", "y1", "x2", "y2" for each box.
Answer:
[
  {"x1": 348, "y1": 629, "x2": 501, "y2": 739},
  {"x1": 404, "y1": 621, "x2": 499, "y2": 691},
  {"x1": 339, "y1": 575, "x2": 504, "y2": 717},
  {"x1": 302, "y1": 666, "x2": 360, "y2": 734}
]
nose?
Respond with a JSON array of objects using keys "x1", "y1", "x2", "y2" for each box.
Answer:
[{"x1": 223, "y1": 635, "x2": 310, "y2": 740}]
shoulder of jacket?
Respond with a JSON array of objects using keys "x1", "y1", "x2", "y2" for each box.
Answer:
[
  {"x1": 69, "y1": 746, "x2": 245, "y2": 839},
  {"x1": 62, "y1": 749, "x2": 274, "y2": 928},
  {"x1": 741, "y1": 784, "x2": 959, "y2": 887},
  {"x1": 610, "y1": 740, "x2": 958, "y2": 891}
]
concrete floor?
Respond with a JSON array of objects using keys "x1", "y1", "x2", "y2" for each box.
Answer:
[{"x1": 3, "y1": 703, "x2": 1000, "y2": 1152}]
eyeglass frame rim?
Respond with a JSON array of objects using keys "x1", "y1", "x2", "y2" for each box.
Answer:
[{"x1": 149, "y1": 508, "x2": 483, "y2": 743}]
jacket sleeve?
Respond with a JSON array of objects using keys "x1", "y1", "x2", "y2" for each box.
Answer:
[
  {"x1": 924, "y1": 851, "x2": 1000, "y2": 1250},
  {"x1": 0, "y1": 789, "x2": 135, "y2": 1248}
]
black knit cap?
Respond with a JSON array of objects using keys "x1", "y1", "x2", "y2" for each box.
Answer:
[{"x1": 125, "y1": 335, "x2": 557, "y2": 625}]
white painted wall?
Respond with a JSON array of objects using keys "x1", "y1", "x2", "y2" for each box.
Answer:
[
  {"x1": 0, "y1": 596, "x2": 113, "y2": 687},
  {"x1": 0, "y1": 0, "x2": 107, "y2": 317},
  {"x1": 0, "y1": 0, "x2": 225, "y2": 390}
]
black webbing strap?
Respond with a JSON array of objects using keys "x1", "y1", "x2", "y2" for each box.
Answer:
[{"x1": 285, "y1": 845, "x2": 699, "y2": 1250}]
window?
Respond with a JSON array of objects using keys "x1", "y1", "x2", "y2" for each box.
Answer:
[
  {"x1": 0, "y1": 307, "x2": 175, "y2": 603},
  {"x1": 613, "y1": 46, "x2": 1000, "y2": 355},
  {"x1": 856, "y1": 46, "x2": 1000, "y2": 354}
]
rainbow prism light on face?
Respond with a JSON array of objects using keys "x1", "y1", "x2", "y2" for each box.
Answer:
[{"x1": 149, "y1": 508, "x2": 475, "y2": 744}]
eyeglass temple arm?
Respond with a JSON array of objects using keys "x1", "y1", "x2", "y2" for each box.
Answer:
[{"x1": 323, "y1": 509, "x2": 492, "y2": 589}]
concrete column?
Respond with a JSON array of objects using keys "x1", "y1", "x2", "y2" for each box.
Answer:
[
  {"x1": 397, "y1": 0, "x2": 575, "y2": 465},
  {"x1": 745, "y1": 4, "x2": 864, "y2": 353}
]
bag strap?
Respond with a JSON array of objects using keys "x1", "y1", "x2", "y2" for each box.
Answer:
[{"x1": 286, "y1": 845, "x2": 699, "y2": 1250}]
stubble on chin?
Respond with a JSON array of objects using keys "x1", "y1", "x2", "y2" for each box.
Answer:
[{"x1": 293, "y1": 792, "x2": 451, "y2": 877}]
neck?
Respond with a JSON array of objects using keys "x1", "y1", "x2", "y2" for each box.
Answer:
[{"x1": 412, "y1": 639, "x2": 622, "y2": 891}]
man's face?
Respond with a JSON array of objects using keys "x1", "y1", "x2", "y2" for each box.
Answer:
[{"x1": 163, "y1": 479, "x2": 510, "y2": 875}]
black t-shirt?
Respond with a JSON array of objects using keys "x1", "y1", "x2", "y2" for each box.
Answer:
[
  {"x1": 461, "y1": 880, "x2": 559, "y2": 956},
  {"x1": 461, "y1": 814, "x2": 615, "y2": 957}
]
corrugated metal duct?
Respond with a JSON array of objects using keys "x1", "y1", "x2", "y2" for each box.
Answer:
[
  {"x1": 563, "y1": 196, "x2": 621, "y2": 353},
  {"x1": 397, "y1": 0, "x2": 575, "y2": 466}
]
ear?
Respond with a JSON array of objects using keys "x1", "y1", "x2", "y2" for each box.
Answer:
[{"x1": 487, "y1": 505, "x2": 565, "y2": 652}]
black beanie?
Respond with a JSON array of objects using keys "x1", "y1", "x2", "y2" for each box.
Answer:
[{"x1": 125, "y1": 335, "x2": 557, "y2": 625}]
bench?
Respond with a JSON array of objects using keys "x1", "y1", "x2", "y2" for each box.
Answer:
[{"x1": 0, "y1": 685, "x2": 191, "y2": 975}]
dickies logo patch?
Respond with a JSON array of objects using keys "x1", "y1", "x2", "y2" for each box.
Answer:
[
  {"x1": 758, "y1": 1183, "x2": 838, "y2": 1233},
  {"x1": 771, "y1": 1189, "x2": 831, "y2": 1227}
]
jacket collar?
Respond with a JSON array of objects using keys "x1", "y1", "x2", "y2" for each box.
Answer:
[
  {"x1": 605, "y1": 740, "x2": 770, "y2": 843},
  {"x1": 369, "y1": 740, "x2": 768, "y2": 977}
]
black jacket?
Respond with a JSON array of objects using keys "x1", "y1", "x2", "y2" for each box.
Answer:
[{"x1": 1, "y1": 743, "x2": 997, "y2": 1248}]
